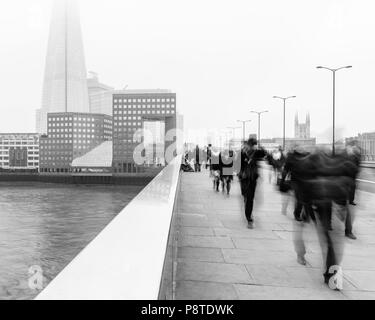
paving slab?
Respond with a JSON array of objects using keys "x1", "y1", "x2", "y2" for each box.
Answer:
[
  {"x1": 176, "y1": 261, "x2": 253, "y2": 284},
  {"x1": 175, "y1": 169, "x2": 375, "y2": 299},
  {"x1": 176, "y1": 281, "x2": 239, "y2": 300},
  {"x1": 178, "y1": 247, "x2": 224, "y2": 263}
]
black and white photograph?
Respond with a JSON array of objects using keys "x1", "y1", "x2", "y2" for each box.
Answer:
[{"x1": 1, "y1": 0, "x2": 375, "y2": 305}]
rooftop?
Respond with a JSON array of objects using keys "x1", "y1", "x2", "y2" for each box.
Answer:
[{"x1": 114, "y1": 89, "x2": 173, "y2": 94}]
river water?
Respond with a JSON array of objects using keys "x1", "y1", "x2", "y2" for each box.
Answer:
[{"x1": 0, "y1": 182, "x2": 145, "y2": 300}]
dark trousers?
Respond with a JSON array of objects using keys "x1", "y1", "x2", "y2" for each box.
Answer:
[
  {"x1": 293, "y1": 184, "x2": 315, "y2": 222},
  {"x1": 314, "y1": 202, "x2": 344, "y2": 278},
  {"x1": 294, "y1": 196, "x2": 315, "y2": 222},
  {"x1": 327, "y1": 201, "x2": 353, "y2": 234},
  {"x1": 349, "y1": 182, "x2": 356, "y2": 203},
  {"x1": 242, "y1": 179, "x2": 257, "y2": 222}
]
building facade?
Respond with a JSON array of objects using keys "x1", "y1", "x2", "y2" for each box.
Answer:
[
  {"x1": 0, "y1": 134, "x2": 39, "y2": 171},
  {"x1": 346, "y1": 132, "x2": 375, "y2": 161},
  {"x1": 39, "y1": 112, "x2": 112, "y2": 173},
  {"x1": 112, "y1": 90, "x2": 177, "y2": 174},
  {"x1": 37, "y1": 0, "x2": 90, "y2": 134},
  {"x1": 295, "y1": 112, "x2": 310, "y2": 139},
  {"x1": 87, "y1": 72, "x2": 114, "y2": 116},
  {"x1": 268, "y1": 137, "x2": 316, "y2": 152}
]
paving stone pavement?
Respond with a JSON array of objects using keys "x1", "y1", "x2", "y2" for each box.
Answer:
[{"x1": 175, "y1": 166, "x2": 375, "y2": 300}]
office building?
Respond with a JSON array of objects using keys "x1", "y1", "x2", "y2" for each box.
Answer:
[
  {"x1": 87, "y1": 72, "x2": 114, "y2": 116},
  {"x1": 37, "y1": 0, "x2": 90, "y2": 134},
  {"x1": 39, "y1": 112, "x2": 112, "y2": 173},
  {"x1": 112, "y1": 90, "x2": 177, "y2": 174},
  {"x1": 0, "y1": 134, "x2": 39, "y2": 171}
]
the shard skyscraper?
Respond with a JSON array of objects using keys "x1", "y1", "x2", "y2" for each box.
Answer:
[{"x1": 37, "y1": 0, "x2": 90, "y2": 134}]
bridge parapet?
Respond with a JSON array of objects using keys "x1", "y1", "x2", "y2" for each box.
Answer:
[{"x1": 36, "y1": 155, "x2": 182, "y2": 300}]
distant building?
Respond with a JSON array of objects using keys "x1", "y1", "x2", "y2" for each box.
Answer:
[
  {"x1": 264, "y1": 137, "x2": 316, "y2": 152},
  {"x1": 228, "y1": 138, "x2": 243, "y2": 150},
  {"x1": 39, "y1": 112, "x2": 112, "y2": 173},
  {"x1": 295, "y1": 112, "x2": 310, "y2": 139},
  {"x1": 112, "y1": 90, "x2": 177, "y2": 174},
  {"x1": 87, "y1": 72, "x2": 114, "y2": 116},
  {"x1": 37, "y1": 0, "x2": 90, "y2": 134},
  {"x1": 259, "y1": 141, "x2": 280, "y2": 153},
  {"x1": 346, "y1": 132, "x2": 375, "y2": 161},
  {"x1": 0, "y1": 133, "x2": 39, "y2": 172}
]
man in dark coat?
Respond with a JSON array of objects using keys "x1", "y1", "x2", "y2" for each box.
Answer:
[
  {"x1": 281, "y1": 147, "x2": 315, "y2": 222},
  {"x1": 195, "y1": 145, "x2": 201, "y2": 172},
  {"x1": 280, "y1": 149, "x2": 356, "y2": 288},
  {"x1": 238, "y1": 138, "x2": 266, "y2": 229}
]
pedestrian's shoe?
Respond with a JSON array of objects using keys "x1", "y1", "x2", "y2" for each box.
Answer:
[
  {"x1": 324, "y1": 271, "x2": 343, "y2": 291},
  {"x1": 297, "y1": 255, "x2": 306, "y2": 266},
  {"x1": 294, "y1": 216, "x2": 303, "y2": 222},
  {"x1": 349, "y1": 201, "x2": 357, "y2": 206},
  {"x1": 247, "y1": 221, "x2": 254, "y2": 229},
  {"x1": 345, "y1": 232, "x2": 357, "y2": 240}
]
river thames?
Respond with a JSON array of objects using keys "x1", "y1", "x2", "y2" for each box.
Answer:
[{"x1": 0, "y1": 182, "x2": 145, "y2": 300}]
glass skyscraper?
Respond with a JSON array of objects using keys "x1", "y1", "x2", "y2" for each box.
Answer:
[{"x1": 36, "y1": 0, "x2": 90, "y2": 134}]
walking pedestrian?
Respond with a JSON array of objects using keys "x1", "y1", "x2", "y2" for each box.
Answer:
[
  {"x1": 238, "y1": 138, "x2": 266, "y2": 229},
  {"x1": 195, "y1": 145, "x2": 201, "y2": 172}
]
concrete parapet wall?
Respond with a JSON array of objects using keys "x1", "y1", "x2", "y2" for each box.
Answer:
[{"x1": 36, "y1": 155, "x2": 182, "y2": 300}]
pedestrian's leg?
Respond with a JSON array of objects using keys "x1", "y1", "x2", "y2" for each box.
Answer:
[
  {"x1": 304, "y1": 203, "x2": 316, "y2": 223},
  {"x1": 281, "y1": 193, "x2": 289, "y2": 215},
  {"x1": 315, "y1": 202, "x2": 344, "y2": 288},
  {"x1": 245, "y1": 180, "x2": 257, "y2": 227},
  {"x1": 293, "y1": 219, "x2": 306, "y2": 265},
  {"x1": 345, "y1": 206, "x2": 356, "y2": 239},
  {"x1": 327, "y1": 204, "x2": 333, "y2": 230},
  {"x1": 293, "y1": 189, "x2": 303, "y2": 221}
]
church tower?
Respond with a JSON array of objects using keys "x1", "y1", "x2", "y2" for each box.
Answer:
[
  {"x1": 294, "y1": 111, "x2": 310, "y2": 139},
  {"x1": 294, "y1": 112, "x2": 299, "y2": 138},
  {"x1": 306, "y1": 113, "x2": 310, "y2": 138}
]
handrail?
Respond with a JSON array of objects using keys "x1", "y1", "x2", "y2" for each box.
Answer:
[{"x1": 36, "y1": 155, "x2": 182, "y2": 300}]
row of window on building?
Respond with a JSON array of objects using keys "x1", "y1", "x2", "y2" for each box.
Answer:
[
  {"x1": 114, "y1": 98, "x2": 175, "y2": 103},
  {"x1": 49, "y1": 116, "x2": 112, "y2": 122}
]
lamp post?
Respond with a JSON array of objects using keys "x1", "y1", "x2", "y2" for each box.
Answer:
[
  {"x1": 273, "y1": 95, "x2": 296, "y2": 151},
  {"x1": 316, "y1": 65, "x2": 352, "y2": 155},
  {"x1": 250, "y1": 110, "x2": 268, "y2": 147},
  {"x1": 237, "y1": 120, "x2": 252, "y2": 142}
]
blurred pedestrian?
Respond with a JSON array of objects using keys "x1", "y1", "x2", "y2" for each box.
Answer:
[
  {"x1": 238, "y1": 138, "x2": 266, "y2": 229},
  {"x1": 219, "y1": 149, "x2": 235, "y2": 195},
  {"x1": 195, "y1": 145, "x2": 201, "y2": 172}
]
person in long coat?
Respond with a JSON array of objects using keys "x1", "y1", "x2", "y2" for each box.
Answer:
[{"x1": 238, "y1": 138, "x2": 266, "y2": 229}]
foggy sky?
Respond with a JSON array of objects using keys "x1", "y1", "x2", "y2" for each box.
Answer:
[{"x1": 1, "y1": 0, "x2": 374, "y2": 143}]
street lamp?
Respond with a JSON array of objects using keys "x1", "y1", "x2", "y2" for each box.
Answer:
[
  {"x1": 237, "y1": 120, "x2": 252, "y2": 142},
  {"x1": 316, "y1": 65, "x2": 352, "y2": 155},
  {"x1": 273, "y1": 95, "x2": 296, "y2": 151},
  {"x1": 250, "y1": 110, "x2": 269, "y2": 147}
]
